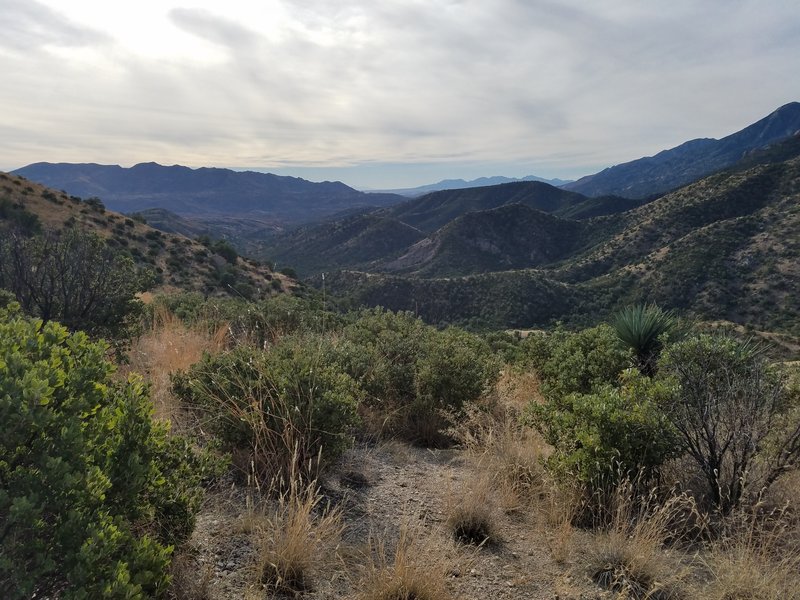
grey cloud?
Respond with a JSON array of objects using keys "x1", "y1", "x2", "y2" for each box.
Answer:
[
  {"x1": 0, "y1": 0, "x2": 109, "y2": 52},
  {"x1": 168, "y1": 8, "x2": 260, "y2": 53}
]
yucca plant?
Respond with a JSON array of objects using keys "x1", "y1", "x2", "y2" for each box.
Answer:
[{"x1": 612, "y1": 304, "x2": 676, "y2": 376}]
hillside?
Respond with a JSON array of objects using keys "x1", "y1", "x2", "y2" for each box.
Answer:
[
  {"x1": 380, "y1": 204, "x2": 586, "y2": 277},
  {"x1": 261, "y1": 180, "x2": 637, "y2": 277},
  {"x1": 11, "y1": 162, "x2": 404, "y2": 225},
  {"x1": 325, "y1": 155, "x2": 800, "y2": 334},
  {"x1": 564, "y1": 102, "x2": 800, "y2": 198},
  {"x1": 0, "y1": 172, "x2": 292, "y2": 300}
]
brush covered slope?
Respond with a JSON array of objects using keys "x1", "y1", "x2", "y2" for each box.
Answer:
[
  {"x1": 326, "y1": 154, "x2": 800, "y2": 334},
  {"x1": 263, "y1": 180, "x2": 637, "y2": 277},
  {"x1": 563, "y1": 101, "x2": 800, "y2": 198},
  {"x1": 0, "y1": 172, "x2": 292, "y2": 300},
  {"x1": 12, "y1": 162, "x2": 404, "y2": 225}
]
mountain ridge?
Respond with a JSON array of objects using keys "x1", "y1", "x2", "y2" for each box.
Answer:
[
  {"x1": 564, "y1": 102, "x2": 800, "y2": 198},
  {"x1": 11, "y1": 162, "x2": 405, "y2": 225}
]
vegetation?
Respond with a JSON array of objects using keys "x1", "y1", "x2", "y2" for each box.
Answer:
[
  {"x1": 0, "y1": 227, "x2": 147, "y2": 338},
  {"x1": 4, "y1": 166, "x2": 800, "y2": 598},
  {"x1": 660, "y1": 335, "x2": 800, "y2": 512},
  {"x1": 0, "y1": 306, "x2": 215, "y2": 598},
  {"x1": 172, "y1": 334, "x2": 361, "y2": 484},
  {"x1": 612, "y1": 303, "x2": 677, "y2": 375}
]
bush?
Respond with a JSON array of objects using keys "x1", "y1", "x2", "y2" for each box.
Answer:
[
  {"x1": 0, "y1": 307, "x2": 213, "y2": 598},
  {"x1": 659, "y1": 335, "x2": 800, "y2": 512},
  {"x1": 528, "y1": 369, "x2": 679, "y2": 489},
  {"x1": 172, "y1": 334, "x2": 361, "y2": 484},
  {"x1": 521, "y1": 324, "x2": 631, "y2": 400},
  {"x1": 342, "y1": 309, "x2": 499, "y2": 445},
  {"x1": 0, "y1": 227, "x2": 145, "y2": 338}
]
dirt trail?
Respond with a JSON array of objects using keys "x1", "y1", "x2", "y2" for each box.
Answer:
[{"x1": 185, "y1": 442, "x2": 601, "y2": 599}]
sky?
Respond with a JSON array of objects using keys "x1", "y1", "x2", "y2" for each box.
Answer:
[{"x1": 1, "y1": 1, "x2": 798, "y2": 189}]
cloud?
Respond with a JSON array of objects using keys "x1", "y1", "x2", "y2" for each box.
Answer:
[
  {"x1": 0, "y1": 0, "x2": 799, "y2": 185},
  {"x1": 0, "y1": 0, "x2": 109, "y2": 52}
]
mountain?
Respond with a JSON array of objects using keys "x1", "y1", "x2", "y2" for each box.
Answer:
[
  {"x1": 259, "y1": 213, "x2": 426, "y2": 276},
  {"x1": 11, "y1": 162, "x2": 405, "y2": 225},
  {"x1": 563, "y1": 102, "x2": 800, "y2": 198},
  {"x1": 380, "y1": 203, "x2": 585, "y2": 277},
  {"x1": 384, "y1": 180, "x2": 602, "y2": 233},
  {"x1": 323, "y1": 153, "x2": 800, "y2": 336},
  {"x1": 0, "y1": 172, "x2": 292, "y2": 300},
  {"x1": 373, "y1": 174, "x2": 574, "y2": 196},
  {"x1": 260, "y1": 179, "x2": 639, "y2": 277}
]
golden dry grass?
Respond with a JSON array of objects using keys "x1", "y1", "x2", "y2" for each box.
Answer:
[
  {"x1": 444, "y1": 469, "x2": 500, "y2": 547},
  {"x1": 698, "y1": 504, "x2": 800, "y2": 600},
  {"x1": 124, "y1": 306, "x2": 227, "y2": 427},
  {"x1": 581, "y1": 483, "x2": 697, "y2": 600},
  {"x1": 353, "y1": 522, "x2": 460, "y2": 600},
  {"x1": 249, "y1": 477, "x2": 343, "y2": 594}
]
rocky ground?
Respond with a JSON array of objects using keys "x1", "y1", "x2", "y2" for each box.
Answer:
[{"x1": 178, "y1": 440, "x2": 604, "y2": 600}]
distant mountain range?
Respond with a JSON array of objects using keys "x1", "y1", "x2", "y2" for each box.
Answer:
[
  {"x1": 11, "y1": 162, "x2": 404, "y2": 225},
  {"x1": 563, "y1": 102, "x2": 800, "y2": 198},
  {"x1": 258, "y1": 181, "x2": 641, "y2": 277},
  {"x1": 371, "y1": 175, "x2": 574, "y2": 197}
]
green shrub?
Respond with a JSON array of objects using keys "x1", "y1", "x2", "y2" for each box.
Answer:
[
  {"x1": 521, "y1": 324, "x2": 631, "y2": 400},
  {"x1": 342, "y1": 308, "x2": 499, "y2": 445},
  {"x1": 0, "y1": 307, "x2": 214, "y2": 598},
  {"x1": 172, "y1": 334, "x2": 361, "y2": 484},
  {"x1": 528, "y1": 369, "x2": 679, "y2": 489}
]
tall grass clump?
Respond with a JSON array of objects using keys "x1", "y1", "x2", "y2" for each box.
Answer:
[
  {"x1": 354, "y1": 523, "x2": 457, "y2": 600},
  {"x1": 698, "y1": 503, "x2": 800, "y2": 599},
  {"x1": 251, "y1": 476, "x2": 343, "y2": 594},
  {"x1": 583, "y1": 481, "x2": 699, "y2": 599}
]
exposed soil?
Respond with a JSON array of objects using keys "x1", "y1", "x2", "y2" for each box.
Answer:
[{"x1": 181, "y1": 441, "x2": 604, "y2": 599}]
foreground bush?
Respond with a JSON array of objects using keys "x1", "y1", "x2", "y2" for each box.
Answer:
[
  {"x1": 172, "y1": 333, "x2": 361, "y2": 483},
  {"x1": 521, "y1": 324, "x2": 630, "y2": 400},
  {"x1": 0, "y1": 306, "x2": 212, "y2": 598},
  {"x1": 529, "y1": 369, "x2": 679, "y2": 490}
]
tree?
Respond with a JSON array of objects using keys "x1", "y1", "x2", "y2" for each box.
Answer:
[
  {"x1": 659, "y1": 335, "x2": 800, "y2": 512},
  {"x1": 0, "y1": 227, "x2": 146, "y2": 337}
]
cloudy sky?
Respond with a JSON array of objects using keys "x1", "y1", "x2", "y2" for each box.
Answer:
[{"x1": 1, "y1": 1, "x2": 798, "y2": 188}]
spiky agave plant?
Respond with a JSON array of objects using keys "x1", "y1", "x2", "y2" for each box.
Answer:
[{"x1": 612, "y1": 304, "x2": 676, "y2": 376}]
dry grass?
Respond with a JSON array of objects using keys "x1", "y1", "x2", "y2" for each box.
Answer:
[
  {"x1": 249, "y1": 477, "x2": 343, "y2": 594},
  {"x1": 698, "y1": 504, "x2": 800, "y2": 599},
  {"x1": 168, "y1": 545, "x2": 214, "y2": 600},
  {"x1": 125, "y1": 306, "x2": 227, "y2": 427},
  {"x1": 581, "y1": 482, "x2": 697, "y2": 599},
  {"x1": 450, "y1": 369, "x2": 549, "y2": 513},
  {"x1": 354, "y1": 522, "x2": 459, "y2": 600},
  {"x1": 445, "y1": 470, "x2": 500, "y2": 547}
]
